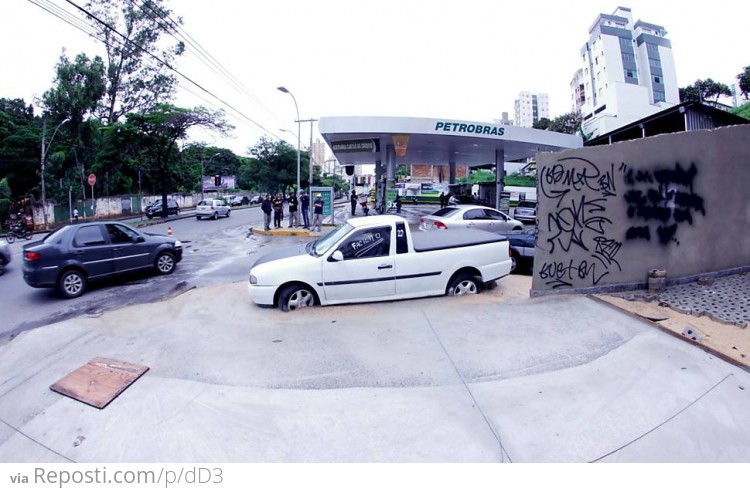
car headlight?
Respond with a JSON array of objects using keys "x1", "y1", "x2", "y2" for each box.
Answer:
[
  {"x1": 249, "y1": 274, "x2": 257, "y2": 285},
  {"x1": 174, "y1": 240, "x2": 182, "y2": 248}
]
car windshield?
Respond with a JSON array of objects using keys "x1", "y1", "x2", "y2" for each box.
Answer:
[
  {"x1": 311, "y1": 224, "x2": 353, "y2": 256},
  {"x1": 430, "y1": 208, "x2": 460, "y2": 218},
  {"x1": 198, "y1": 200, "x2": 210, "y2": 206}
]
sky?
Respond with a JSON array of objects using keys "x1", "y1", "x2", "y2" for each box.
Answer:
[{"x1": 0, "y1": 0, "x2": 746, "y2": 157}]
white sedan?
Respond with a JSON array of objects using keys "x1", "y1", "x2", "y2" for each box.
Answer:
[
  {"x1": 196, "y1": 199, "x2": 231, "y2": 220},
  {"x1": 419, "y1": 205, "x2": 524, "y2": 232}
]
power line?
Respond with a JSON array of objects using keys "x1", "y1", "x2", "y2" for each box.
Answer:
[{"x1": 28, "y1": 0, "x2": 282, "y2": 141}]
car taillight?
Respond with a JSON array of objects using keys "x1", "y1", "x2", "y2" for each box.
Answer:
[
  {"x1": 211, "y1": 203, "x2": 215, "y2": 209},
  {"x1": 435, "y1": 221, "x2": 447, "y2": 230},
  {"x1": 25, "y1": 251, "x2": 41, "y2": 261}
]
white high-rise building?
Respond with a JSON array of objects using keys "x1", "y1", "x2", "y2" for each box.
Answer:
[
  {"x1": 571, "y1": 6, "x2": 679, "y2": 138},
  {"x1": 514, "y1": 92, "x2": 549, "y2": 128}
]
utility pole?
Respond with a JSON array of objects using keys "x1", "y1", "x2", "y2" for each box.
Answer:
[{"x1": 297, "y1": 118, "x2": 318, "y2": 223}]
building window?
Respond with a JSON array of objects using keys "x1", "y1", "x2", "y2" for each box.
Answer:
[
  {"x1": 653, "y1": 90, "x2": 666, "y2": 102},
  {"x1": 653, "y1": 76, "x2": 661, "y2": 84},
  {"x1": 649, "y1": 58, "x2": 662, "y2": 69},
  {"x1": 625, "y1": 69, "x2": 637, "y2": 79},
  {"x1": 647, "y1": 43, "x2": 659, "y2": 54},
  {"x1": 619, "y1": 37, "x2": 631, "y2": 48},
  {"x1": 622, "y1": 53, "x2": 635, "y2": 63}
]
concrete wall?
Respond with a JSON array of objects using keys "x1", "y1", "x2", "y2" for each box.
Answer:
[{"x1": 532, "y1": 124, "x2": 750, "y2": 293}]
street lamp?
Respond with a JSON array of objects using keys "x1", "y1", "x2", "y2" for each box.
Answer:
[
  {"x1": 277, "y1": 86, "x2": 301, "y2": 196},
  {"x1": 40, "y1": 116, "x2": 70, "y2": 230},
  {"x1": 201, "y1": 151, "x2": 221, "y2": 200}
]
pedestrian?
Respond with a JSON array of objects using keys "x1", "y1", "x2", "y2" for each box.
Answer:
[
  {"x1": 361, "y1": 200, "x2": 369, "y2": 216},
  {"x1": 350, "y1": 189, "x2": 357, "y2": 216},
  {"x1": 395, "y1": 194, "x2": 402, "y2": 214},
  {"x1": 299, "y1": 191, "x2": 310, "y2": 229},
  {"x1": 439, "y1": 192, "x2": 445, "y2": 208},
  {"x1": 72, "y1": 208, "x2": 79, "y2": 222},
  {"x1": 288, "y1": 191, "x2": 298, "y2": 228},
  {"x1": 312, "y1": 194, "x2": 323, "y2": 232},
  {"x1": 261, "y1": 194, "x2": 273, "y2": 231},
  {"x1": 272, "y1": 192, "x2": 284, "y2": 228}
]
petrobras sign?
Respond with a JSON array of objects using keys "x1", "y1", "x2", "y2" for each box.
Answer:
[{"x1": 434, "y1": 121, "x2": 505, "y2": 137}]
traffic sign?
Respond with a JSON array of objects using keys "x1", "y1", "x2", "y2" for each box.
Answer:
[{"x1": 88, "y1": 173, "x2": 96, "y2": 186}]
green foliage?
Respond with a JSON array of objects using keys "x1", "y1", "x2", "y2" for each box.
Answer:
[
  {"x1": 504, "y1": 172, "x2": 536, "y2": 187},
  {"x1": 42, "y1": 52, "x2": 106, "y2": 125},
  {"x1": 0, "y1": 98, "x2": 42, "y2": 198},
  {"x1": 85, "y1": 0, "x2": 185, "y2": 124},
  {"x1": 730, "y1": 102, "x2": 750, "y2": 120},
  {"x1": 533, "y1": 117, "x2": 551, "y2": 130},
  {"x1": 457, "y1": 169, "x2": 494, "y2": 184},
  {"x1": 738, "y1": 66, "x2": 750, "y2": 99},
  {"x1": 679, "y1": 78, "x2": 732, "y2": 104},
  {"x1": 246, "y1": 137, "x2": 299, "y2": 194},
  {"x1": 547, "y1": 111, "x2": 582, "y2": 134}
]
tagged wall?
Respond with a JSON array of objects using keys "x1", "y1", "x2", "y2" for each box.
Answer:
[{"x1": 532, "y1": 124, "x2": 750, "y2": 293}]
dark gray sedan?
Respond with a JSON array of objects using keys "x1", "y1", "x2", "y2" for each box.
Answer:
[{"x1": 22, "y1": 221, "x2": 182, "y2": 298}]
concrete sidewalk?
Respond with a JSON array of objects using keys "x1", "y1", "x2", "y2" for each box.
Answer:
[{"x1": 0, "y1": 275, "x2": 748, "y2": 463}]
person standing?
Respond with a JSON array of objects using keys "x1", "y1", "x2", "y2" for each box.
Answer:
[
  {"x1": 350, "y1": 190, "x2": 357, "y2": 217},
  {"x1": 272, "y1": 192, "x2": 284, "y2": 229},
  {"x1": 312, "y1": 194, "x2": 323, "y2": 232},
  {"x1": 261, "y1": 194, "x2": 272, "y2": 231},
  {"x1": 287, "y1": 191, "x2": 298, "y2": 228},
  {"x1": 299, "y1": 191, "x2": 310, "y2": 228},
  {"x1": 395, "y1": 194, "x2": 402, "y2": 214},
  {"x1": 72, "y1": 208, "x2": 79, "y2": 222},
  {"x1": 439, "y1": 192, "x2": 445, "y2": 208}
]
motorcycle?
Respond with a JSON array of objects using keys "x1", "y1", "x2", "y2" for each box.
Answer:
[{"x1": 5, "y1": 222, "x2": 32, "y2": 244}]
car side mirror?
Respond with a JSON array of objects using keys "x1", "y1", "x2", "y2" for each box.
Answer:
[
  {"x1": 329, "y1": 250, "x2": 344, "y2": 262},
  {"x1": 136, "y1": 236, "x2": 145, "y2": 243}
]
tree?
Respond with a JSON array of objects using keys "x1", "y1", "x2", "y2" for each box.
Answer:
[
  {"x1": 246, "y1": 138, "x2": 300, "y2": 194},
  {"x1": 738, "y1": 66, "x2": 750, "y2": 99},
  {"x1": 547, "y1": 111, "x2": 582, "y2": 134},
  {"x1": 0, "y1": 99, "x2": 42, "y2": 200},
  {"x1": 730, "y1": 102, "x2": 750, "y2": 120},
  {"x1": 116, "y1": 104, "x2": 230, "y2": 214},
  {"x1": 679, "y1": 79, "x2": 732, "y2": 104},
  {"x1": 533, "y1": 117, "x2": 551, "y2": 130},
  {"x1": 84, "y1": 0, "x2": 185, "y2": 124}
]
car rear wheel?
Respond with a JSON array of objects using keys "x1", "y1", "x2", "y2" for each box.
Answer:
[
  {"x1": 278, "y1": 284, "x2": 315, "y2": 312},
  {"x1": 196, "y1": 215, "x2": 201, "y2": 220},
  {"x1": 155, "y1": 252, "x2": 176, "y2": 275},
  {"x1": 226, "y1": 209, "x2": 231, "y2": 218},
  {"x1": 510, "y1": 251, "x2": 518, "y2": 273},
  {"x1": 447, "y1": 273, "x2": 480, "y2": 296},
  {"x1": 59, "y1": 269, "x2": 86, "y2": 299},
  {"x1": 212, "y1": 212, "x2": 218, "y2": 220}
]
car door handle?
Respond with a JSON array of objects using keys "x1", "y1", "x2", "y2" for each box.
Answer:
[{"x1": 378, "y1": 264, "x2": 393, "y2": 269}]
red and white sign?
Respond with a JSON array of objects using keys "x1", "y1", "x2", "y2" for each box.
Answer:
[{"x1": 88, "y1": 173, "x2": 96, "y2": 186}]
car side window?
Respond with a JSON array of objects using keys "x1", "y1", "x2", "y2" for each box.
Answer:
[
  {"x1": 485, "y1": 209, "x2": 507, "y2": 221},
  {"x1": 338, "y1": 227, "x2": 391, "y2": 260},
  {"x1": 106, "y1": 224, "x2": 138, "y2": 244},
  {"x1": 395, "y1": 222, "x2": 408, "y2": 254},
  {"x1": 73, "y1": 225, "x2": 107, "y2": 247},
  {"x1": 463, "y1": 209, "x2": 484, "y2": 220}
]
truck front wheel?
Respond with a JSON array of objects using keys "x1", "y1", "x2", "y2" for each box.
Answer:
[
  {"x1": 278, "y1": 284, "x2": 315, "y2": 311},
  {"x1": 447, "y1": 273, "x2": 481, "y2": 296}
]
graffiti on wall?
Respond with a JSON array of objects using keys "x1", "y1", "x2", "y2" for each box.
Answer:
[
  {"x1": 538, "y1": 157, "x2": 622, "y2": 288},
  {"x1": 622, "y1": 162, "x2": 705, "y2": 245},
  {"x1": 537, "y1": 156, "x2": 707, "y2": 289}
]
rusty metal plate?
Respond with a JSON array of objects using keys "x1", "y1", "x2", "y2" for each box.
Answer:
[{"x1": 50, "y1": 357, "x2": 149, "y2": 409}]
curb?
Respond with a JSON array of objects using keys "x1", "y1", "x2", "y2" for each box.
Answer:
[{"x1": 251, "y1": 226, "x2": 334, "y2": 237}]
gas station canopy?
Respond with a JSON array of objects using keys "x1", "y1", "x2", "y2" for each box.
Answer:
[{"x1": 319, "y1": 116, "x2": 583, "y2": 166}]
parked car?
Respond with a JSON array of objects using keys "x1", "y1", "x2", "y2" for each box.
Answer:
[
  {"x1": 145, "y1": 198, "x2": 180, "y2": 219},
  {"x1": 0, "y1": 239, "x2": 11, "y2": 276},
  {"x1": 228, "y1": 195, "x2": 249, "y2": 207},
  {"x1": 248, "y1": 215, "x2": 512, "y2": 311},
  {"x1": 419, "y1": 205, "x2": 524, "y2": 233},
  {"x1": 22, "y1": 221, "x2": 182, "y2": 299},
  {"x1": 504, "y1": 228, "x2": 536, "y2": 273},
  {"x1": 248, "y1": 195, "x2": 262, "y2": 205},
  {"x1": 196, "y1": 198, "x2": 231, "y2": 220},
  {"x1": 513, "y1": 200, "x2": 537, "y2": 224}
]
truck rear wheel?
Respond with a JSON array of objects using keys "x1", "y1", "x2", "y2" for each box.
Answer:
[{"x1": 447, "y1": 273, "x2": 480, "y2": 296}]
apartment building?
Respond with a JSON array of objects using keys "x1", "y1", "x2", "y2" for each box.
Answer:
[
  {"x1": 571, "y1": 6, "x2": 679, "y2": 137},
  {"x1": 514, "y1": 92, "x2": 549, "y2": 128}
]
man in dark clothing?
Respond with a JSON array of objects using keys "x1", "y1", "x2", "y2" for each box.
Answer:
[
  {"x1": 395, "y1": 195, "x2": 402, "y2": 214},
  {"x1": 312, "y1": 194, "x2": 323, "y2": 232},
  {"x1": 350, "y1": 190, "x2": 357, "y2": 217},
  {"x1": 299, "y1": 191, "x2": 310, "y2": 228},
  {"x1": 261, "y1": 194, "x2": 272, "y2": 231},
  {"x1": 272, "y1": 192, "x2": 284, "y2": 228},
  {"x1": 439, "y1": 192, "x2": 445, "y2": 208},
  {"x1": 287, "y1": 192, "x2": 298, "y2": 228}
]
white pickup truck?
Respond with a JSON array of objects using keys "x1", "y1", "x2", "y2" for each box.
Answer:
[{"x1": 248, "y1": 215, "x2": 512, "y2": 311}]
